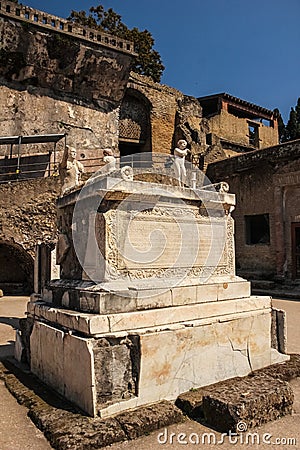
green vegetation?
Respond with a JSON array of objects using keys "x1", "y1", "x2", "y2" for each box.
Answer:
[
  {"x1": 68, "y1": 4, "x2": 165, "y2": 82},
  {"x1": 276, "y1": 98, "x2": 300, "y2": 143}
]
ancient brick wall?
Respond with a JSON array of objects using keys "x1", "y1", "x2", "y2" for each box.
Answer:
[
  {"x1": 259, "y1": 123, "x2": 279, "y2": 149},
  {"x1": 222, "y1": 166, "x2": 276, "y2": 276},
  {"x1": 127, "y1": 73, "x2": 206, "y2": 158}
]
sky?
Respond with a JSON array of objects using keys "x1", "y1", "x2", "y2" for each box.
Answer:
[{"x1": 24, "y1": 0, "x2": 300, "y2": 122}]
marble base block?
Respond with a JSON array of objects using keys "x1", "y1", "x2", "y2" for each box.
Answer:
[{"x1": 29, "y1": 292, "x2": 289, "y2": 417}]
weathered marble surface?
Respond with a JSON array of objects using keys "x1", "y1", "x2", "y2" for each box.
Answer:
[
  {"x1": 27, "y1": 181, "x2": 289, "y2": 417},
  {"x1": 57, "y1": 177, "x2": 236, "y2": 283},
  {"x1": 41, "y1": 278, "x2": 250, "y2": 313},
  {"x1": 30, "y1": 302, "x2": 288, "y2": 418}
]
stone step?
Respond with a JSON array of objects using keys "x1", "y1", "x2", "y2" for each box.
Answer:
[
  {"x1": 176, "y1": 372, "x2": 294, "y2": 433},
  {"x1": 43, "y1": 279, "x2": 251, "y2": 314},
  {"x1": 28, "y1": 295, "x2": 271, "y2": 335}
]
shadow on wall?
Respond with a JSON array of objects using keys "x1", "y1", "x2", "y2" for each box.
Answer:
[
  {"x1": 0, "y1": 242, "x2": 34, "y2": 294},
  {"x1": 0, "y1": 153, "x2": 51, "y2": 183}
]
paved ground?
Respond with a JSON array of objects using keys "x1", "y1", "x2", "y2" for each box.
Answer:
[{"x1": 0, "y1": 295, "x2": 299, "y2": 450}]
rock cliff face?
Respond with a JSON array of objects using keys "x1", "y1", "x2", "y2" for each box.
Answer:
[
  {"x1": 0, "y1": 17, "x2": 135, "y2": 107},
  {"x1": 0, "y1": 15, "x2": 136, "y2": 158},
  {"x1": 0, "y1": 178, "x2": 60, "y2": 255}
]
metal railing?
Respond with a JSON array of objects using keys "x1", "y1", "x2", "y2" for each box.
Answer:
[
  {"x1": 0, "y1": 158, "x2": 57, "y2": 183},
  {"x1": 0, "y1": 152, "x2": 210, "y2": 189},
  {"x1": 0, "y1": 156, "x2": 105, "y2": 183}
]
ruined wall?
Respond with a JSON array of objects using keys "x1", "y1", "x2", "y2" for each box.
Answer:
[
  {"x1": 0, "y1": 177, "x2": 60, "y2": 256},
  {"x1": 208, "y1": 110, "x2": 278, "y2": 149},
  {"x1": 0, "y1": 177, "x2": 61, "y2": 293},
  {"x1": 207, "y1": 140, "x2": 300, "y2": 279},
  {"x1": 127, "y1": 73, "x2": 206, "y2": 157},
  {"x1": 259, "y1": 123, "x2": 279, "y2": 149},
  {"x1": 273, "y1": 160, "x2": 300, "y2": 278},
  {"x1": 221, "y1": 166, "x2": 276, "y2": 276}
]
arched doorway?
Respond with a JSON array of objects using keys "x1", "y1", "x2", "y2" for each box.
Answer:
[
  {"x1": 119, "y1": 90, "x2": 152, "y2": 158},
  {"x1": 0, "y1": 242, "x2": 34, "y2": 294}
]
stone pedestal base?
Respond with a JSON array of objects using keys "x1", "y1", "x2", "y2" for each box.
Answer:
[{"x1": 28, "y1": 283, "x2": 289, "y2": 417}]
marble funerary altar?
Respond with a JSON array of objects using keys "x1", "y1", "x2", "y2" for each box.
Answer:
[{"x1": 27, "y1": 175, "x2": 288, "y2": 417}]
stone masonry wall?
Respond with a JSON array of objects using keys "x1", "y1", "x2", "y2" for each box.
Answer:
[
  {"x1": 208, "y1": 110, "x2": 278, "y2": 149},
  {"x1": 220, "y1": 166, "x2": 276, "y2": 276},
  {"x1": 207, "y1": 140, "x2": 300, "y2": 279}
]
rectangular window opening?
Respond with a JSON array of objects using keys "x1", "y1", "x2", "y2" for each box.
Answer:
[
  {"x1": 245, "y1": 214, "x2": 270, "y2": 245},
  {"x1": 248, "y1": 123, "x2": 259, "y2": 147},
  {"x1": 206, "y1": 133, "x2": 213, "y2": 146}
]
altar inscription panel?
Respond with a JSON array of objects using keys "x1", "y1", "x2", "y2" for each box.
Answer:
[{"x1": 104, "y1": 208, "x2": 229, "y2": 275}]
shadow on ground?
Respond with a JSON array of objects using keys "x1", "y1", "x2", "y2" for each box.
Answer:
[
  {"x1": 0, "y1": 358, "x2": 85, "y2": 414},
  {"x1": 0, "y1": 341, "x2": 15, "y2": 359},
  {"x1": 0, "y1": 316, "x2": 20, "y2": 329}
]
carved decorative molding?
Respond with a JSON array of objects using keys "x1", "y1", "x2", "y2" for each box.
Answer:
[{"x1": 103, "y1": 208, "x2": 234, "y2": 280}]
